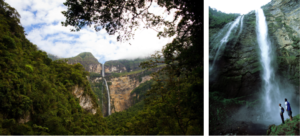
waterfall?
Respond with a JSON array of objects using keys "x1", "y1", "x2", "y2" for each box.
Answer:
[
  {"x1": 210, "y1": 16, "x2": 242, "y2": 71},
  {"x1": 104, "y1": 78, "x2": 111, "y2": 115},
  {"x1": 102, "y1": 63, "x2": 111, "y2": 115},
  {"x1": 256, "y1": 8, "x2": 281, "y2": 118},
  {"x1": 101, "y1": 78, "x2": 104, "y2": 115},
  {"x1": 238, "y1": 15, "x2": 244, "y2": 36},
  {"x1": 102, "y1": 63, "x2": 105, "y2": 77}
]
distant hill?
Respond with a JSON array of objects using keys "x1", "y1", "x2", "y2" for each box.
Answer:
[{"x1": 61, "y1": 52, "x2": 103, "y2": 74}]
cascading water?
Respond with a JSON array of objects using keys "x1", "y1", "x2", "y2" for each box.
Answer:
[
  {"x1": 101, "y1": 78, "x2": 104, "y2": 116},
  {"x1": 102, "y1": 63, "x2": 111, "y2": 115},
  {"x1": 238, "y1": 15, "x2": 244, "y2": 36},
  {"x1": 210, "y1": 15, "x2": 243, "y2": 71},
  {"x1": 104, "y1": 78, "x2": 111, "y2": 115},
  {"x1": 256, "y1": 8, "x2": 282, "y2": 122}
]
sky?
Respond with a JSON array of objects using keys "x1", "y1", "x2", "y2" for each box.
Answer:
[
  {"x1": 208, "y1": 0, "x2": 271, "y2": 15},
  {"x1": 5, "y1": 0, "x2": 176, "y2": 64}
]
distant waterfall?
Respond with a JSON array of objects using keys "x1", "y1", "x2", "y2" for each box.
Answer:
[
  {"x1": 102, "y1": 63, "x2": 111, "y2": 115},
  {"x1": 210, "y1": 15, "x2": 243, "y2": 71},
  {"x1": 102, "y1": 63, "x2": 105, "y2": 77},
  {"x1": 256, "y1": 8, "x2": 281, "y2": 115}
]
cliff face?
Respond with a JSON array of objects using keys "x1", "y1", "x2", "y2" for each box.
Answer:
[
  {"x1": 108, "y1": 74, "x2": 152, "y2": 113},
  {"x1": 72, "y1": 85, "x2": 97, "y2": 114},
  {"x1": 209, "y1": 11, "x2": 261, "y2": 98},
  {"x1": 63, "y1": 53, "x2": 163, "y2": 116},
  {"x1": 87, "y1": 63, "x2": 102, "y2": 74},
  {"x1": 105, "y1": 65, "x2": 127, "y2": 73},
  {"x1": 263, "y1": 0, "x2": 300, "y2": 86},
  {"x1": 209, "y1": 0, "x2": 300, "y2": 98}
]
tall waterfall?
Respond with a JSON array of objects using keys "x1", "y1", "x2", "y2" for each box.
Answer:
[
  {"x1": 256, "y1": 8, "x2": 281, "y2": 117},
  {"x1": 102, "y1": 63, "x2": 111, "y2": 115},
  {"x1": 210, "y1": 15, "x2": 243, "y2": 71}
]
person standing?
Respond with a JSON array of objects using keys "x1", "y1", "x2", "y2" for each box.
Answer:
[
  {"x1": 285, "y1": 98, "x2": 293, "y2": 121},
  {"x1": 279, "y1": 103, "x2": 285, "y2": 124}
]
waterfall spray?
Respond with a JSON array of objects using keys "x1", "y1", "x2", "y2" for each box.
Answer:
[{"x1": 102, "y1": 63, "x2": 111, "y2": 115}]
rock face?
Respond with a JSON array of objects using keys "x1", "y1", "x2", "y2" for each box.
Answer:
[
  {"x1": 68, "y1": 61, "x2": 102, "y2": 74},
  {"x1": 209, "y1": 11, "x2": 262, "y2": 98},
  {"x1": 105, "y1": 65, "x2": 127, "y2": 73},
  {"x1": 88, "y1": 63, "x2": 102, "y2": 74},
  {"x1": 263, "y1": 0, "x2": 299, "y2": 87},
  {"x1": 72, "y1": 85, "x2": 97, "y2": 114},
  {"x1": 108, "y1": 74, "x2": 152, "y2": 113},
  {"x1": 18, "y1": 112, "x2": 30, "y2": 124}
]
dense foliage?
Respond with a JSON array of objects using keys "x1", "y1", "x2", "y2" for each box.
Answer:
[
  {"x1": 209, "y1": 7, "x2": 240, "y2": 37},
  {"x1": 0, "y1": 1, "x2": 107, "y2": 134},
  {"x1": 131, "y1": 80, "x2": 153, "y2": 104}
]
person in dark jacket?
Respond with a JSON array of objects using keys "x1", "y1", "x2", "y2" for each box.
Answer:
[
  {"x1": 285, "y1": 98, "x2": 293, "y2": 121},
  {"x1": 279, "y1": 103, "x2": 285, "y2": 124}
]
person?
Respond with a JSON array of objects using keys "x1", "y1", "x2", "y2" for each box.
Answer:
[
  {"x1": 279, "y1": 103, "x2": 285, "y2": 124},
  {"x1": 285, "y1": 98, "x2": 293, "y2": 121}
]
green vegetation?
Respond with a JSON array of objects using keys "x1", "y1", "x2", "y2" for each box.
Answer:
[
  {"x1": 244, "y1": 12, "x2": 256, "y2": 32},
  {"x1": 62, "y1": 0, "x2": 204, "y2": 133},
  {"x1": 131, "y1": 80, "x2": 154, "y2": 104},
  {"x1": 106, "y1": 58, "x2": 164, "y2": 73},
  {"x1": 209, "y1": 7, "x2": 240, "y2": 37},
  {"x1": 267, "y1": 114, "x2": 300, "y2": 135},
  {"x1": 105, "y1": 101, "x2": 145, "y2": 134},
  {"x1": 89, "y1": 81, "x2": 104, "y2": 111},
  {"x1": 110, "y1": 64, "x2": 165, "y2": 78},
  {"x1": 61, "y1": 52, "x2": 100, "y2": 70},
  {"x1": 89, "y1": 72, "x2": 101, "y2": 78},
  {"x1": 0, "y1": 1, "x2": 106, "y2": 134}
]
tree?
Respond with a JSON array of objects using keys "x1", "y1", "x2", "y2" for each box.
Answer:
[{"x1": 62, "y1": 0, "x2": 203, "y2": 134}]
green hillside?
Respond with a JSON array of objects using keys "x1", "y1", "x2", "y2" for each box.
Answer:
[
  {"x1": 63, "y1": 52, "x2": 100, "y2": 66},
  {"x1": 0, "y1": 1, "x2": 106, "y2": 134}
]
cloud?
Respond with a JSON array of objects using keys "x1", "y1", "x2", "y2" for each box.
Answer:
[{"x1": 5, "y1": 0, "x2": 175, "y2": 64}]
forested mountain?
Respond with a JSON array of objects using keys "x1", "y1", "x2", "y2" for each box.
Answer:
[
  {"x1": 0, "y1": 0, "x2": 106, "y2": 134},
  {"x1": 61, "y1": 53, "x2": 160, "y2": 116}
]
